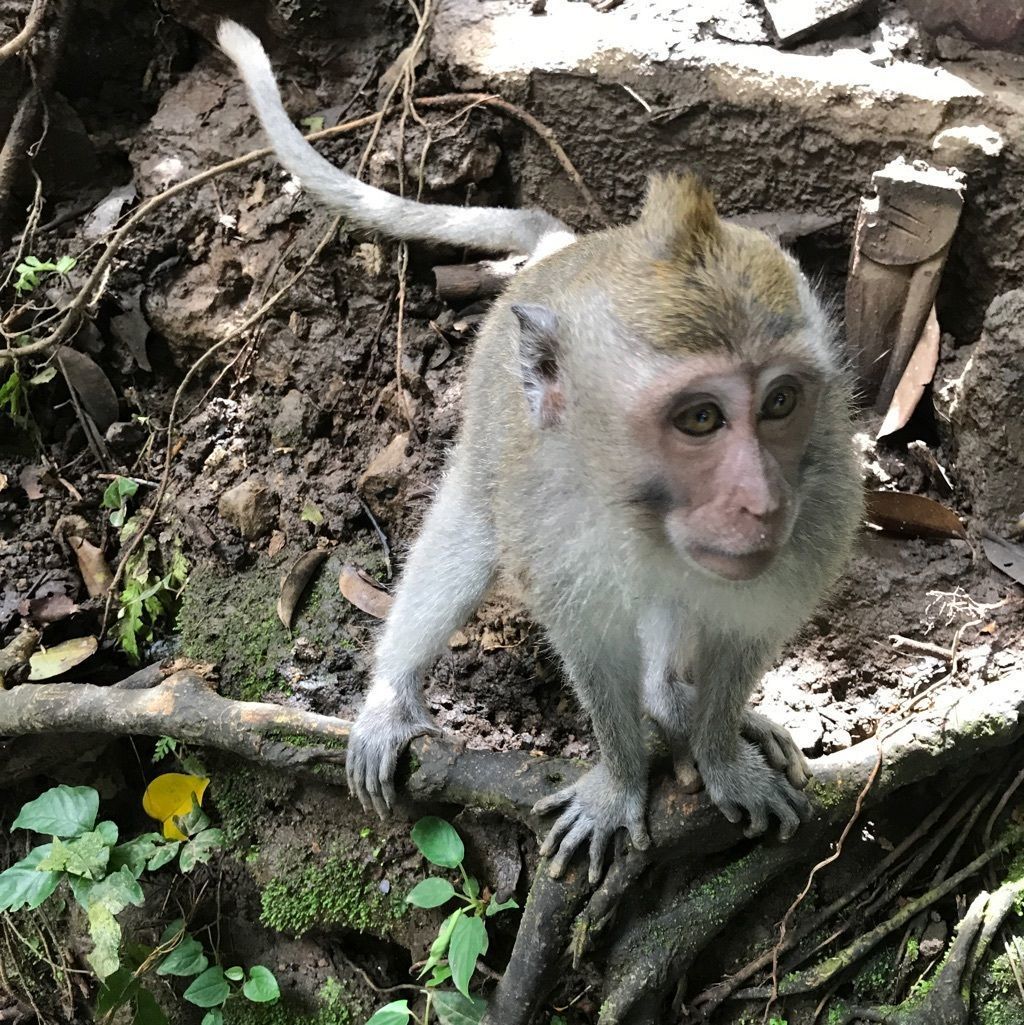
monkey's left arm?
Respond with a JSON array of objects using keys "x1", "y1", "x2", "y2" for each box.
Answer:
[{"x1": 686, "y1": 633, "x2": 812, "y2": 839}]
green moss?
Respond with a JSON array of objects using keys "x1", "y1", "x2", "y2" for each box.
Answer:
[
  {"x1": 212, "y1": 763, "x2": 294, "y2": 848},
  {"x1": 806, "y1": 778, "x2": 847, "y2": 810},
  {"x1": 224, "y1": 977, "x2": 356, "y2": 1025},
  {"x1": 178, "y1": 562, "x2": 291, "y2": 701},
  {"x1": 265, "y1": 731, "x2": 346, "y2": 750},
  {"x1": 976, "y1": 950, "x2": 1024, "y2": 1025},
  {"x1": 852, "y1": 948, "x2": 897, "y2": 1000},
  {"x1": 260, "y1": 855, "x2": 402, "y2": 937}
]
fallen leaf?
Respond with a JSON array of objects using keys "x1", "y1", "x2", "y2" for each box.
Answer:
[
  {"x1": 300, "y1": 501, "x2": 324, "y2": 527},
  {"x1": 0, "y1": 472, "x2": 6, "y2": 492},
  {"x1": 83, "y1": 182, "x2": 137, "y2": 239},
  {"x1": 267, "y1": 531, "x2": 286, "y2": 558},
  {"x1": 865, "y1": 491, "x2": 966, "y2": 540},
  {"x1": 20, "y1": 593, "x2": 79, "y2": 624},
  {"x1": 56, "y1": 348, "x2": 119, "y2": 432},
  {"x1": 142, "y1": 773, "x2": 209, "y2": 841},
  {"x1": 339, "y1": 564, "x2": 394, "y2": 619},
  {"x1": 877, "y1": 306, "x2": 940, "y2": 439},
  {"x1": 277, "y1": 550, "x2": 329, "y2": 629},
  {"x1": 68, "y1": 535, "x2": 114, "y2": 597},
  {"x1": 28, "y1": 636, "x2": 98, "y2": 681},
  {"x1": 19, "y1": 465, "x2": 43, "y2": 500},
  {"x1": 109, "y1": 289, "x2": 152, "y2": 371},
  {"x1": 982, "y1": 534, "x2": 1024, "y2": 587}
]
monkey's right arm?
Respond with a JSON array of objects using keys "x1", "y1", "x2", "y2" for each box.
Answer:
[
  {"x1": 686, "y1": 634, "x2": 812, "y2": 839},
  {"x1": 347, "y1": 459, "x2": 498, "y2": 817},
  {"x1": 217, "y1": 21, "x2": 572, "y2": 257}
]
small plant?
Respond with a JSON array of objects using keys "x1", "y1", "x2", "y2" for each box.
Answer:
[
  {"x1": 102, "y1": 475, "x2": 139, "y2": 528},
  {"x1": 364, "y1": 817, "x2": 518, "y2": 1025},
  {"x1": 0, "y1": 782, "x2": 276, "y2": 1024},
  {"x1": 13, "y1": 253, "x2": 76, "y2": 294},
  {"x1": 115, "y1": 530, "x2": 188, "y2": 662},
  {"x1": 153, "y1": 736, "x2": 181, "y2": 763}
]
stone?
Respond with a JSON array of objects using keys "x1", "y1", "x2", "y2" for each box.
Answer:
[
  {"x1": 270, "y1": 389, "x2": 317, "y2": 448},
  {"x1": 218, "y1": 478, "x2": 279, "y2": 540},
  {"x1": 931, "y1": 124, "x2": 1005, "y2": 173},
  {"x1": 762, "y1": 0, "x2": 868, "y2": 45},
  {"x1": 941, "y1": 289, "x2": 1024, "y2": 532}
]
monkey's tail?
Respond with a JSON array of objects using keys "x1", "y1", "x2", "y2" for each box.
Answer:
[{"x1": 216, "y1": 21, "x2": 572, "y2": 257}]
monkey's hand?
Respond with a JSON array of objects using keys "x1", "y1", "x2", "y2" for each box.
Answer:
[
  {"x1": 346, "y1": 696, "x2": 440, "y2": 819},
  {"x1": 739, "y1": 709, "x2": 811, "y2": 790},
  {"x1": 699, "y1": 739, "x2": 812, "y2": 841},
  {"x1": 532, "y1": 764, "x2": 651, "y2": 884}
]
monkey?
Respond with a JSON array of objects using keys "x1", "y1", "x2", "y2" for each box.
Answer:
[{"x1": 218, "y1": 21, "x2": 864, "y2": 884}]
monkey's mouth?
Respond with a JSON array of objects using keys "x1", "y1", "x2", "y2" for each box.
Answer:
[{"x1": 686, "y1": 543, "x2": 777, "y2": 581}]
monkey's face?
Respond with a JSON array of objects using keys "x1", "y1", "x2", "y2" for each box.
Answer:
[{"x1": 629, "y1": 354, "x2": 821, "y2": 582}]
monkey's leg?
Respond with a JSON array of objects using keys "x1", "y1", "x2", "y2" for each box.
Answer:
[
  {"x1": 687, "y1": 635, "x2": 812, "y2": 840},
  {"x1": 532, "y1": 625, "x2": 652, "y2": 884},
  {"x1": 644, "y1": 675, "x2": 811, "y2": 790},
  {"x1": 346, "y1": 464, "x2": 497, "y2": 818}
]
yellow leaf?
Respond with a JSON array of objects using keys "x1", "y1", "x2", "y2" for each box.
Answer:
[{"x1": 142, "y1": 773, "x2": 209, "y2": 840}]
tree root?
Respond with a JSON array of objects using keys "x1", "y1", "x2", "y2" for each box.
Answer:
[{"x1": 0, "y1": 666, "x2": 1022, "y2": 1022}]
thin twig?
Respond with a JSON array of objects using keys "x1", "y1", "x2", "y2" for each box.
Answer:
[{"x1": 0, "y1": 0, "x2": 47, "y2": 63}]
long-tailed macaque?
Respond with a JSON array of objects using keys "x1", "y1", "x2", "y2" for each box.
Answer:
[{"x1": 218, "y1": 21, "x2": 864, "y2": 883}]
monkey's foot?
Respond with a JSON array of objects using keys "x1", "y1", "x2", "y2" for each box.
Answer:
[
  {"x1": 532, "y1": 764, "x2": 651, "y2": 885},
  {"x1": 346, "y1": 701, "x2": 440, "y2": 819},
  {"x1": 699, "y1": 739, "x2": 812, "y2": 840},
  {"x1": 740, "y1": 709, "x2": 811, "y2": 790}
]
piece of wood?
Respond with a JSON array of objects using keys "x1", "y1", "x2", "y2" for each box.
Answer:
[
  {"x1": 433, "y1": 255, "x2": 526, "y2": 305},
  {"x1": 763, "y1": 0, "x2": 868, "y2": 45},
  {"x1": 846, "y1": 158, "x2": 964, "y2": 413}
]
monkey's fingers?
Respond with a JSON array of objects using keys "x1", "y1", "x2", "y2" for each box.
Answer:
[
  {"x1": 547, "y1": 817, "x2": 591, "y2": 879},
  {"x1": 587, "y1": 828, "x2": 612, "y2": 884},
  {"x1": 532, "y1": 785, "x2": 577, "y2": 817},
  {"x1": 346, "y1": 751, "x2": 374, "y2": 815},
  {"x1": 538, "y1": 804, "x2": 581, "y2": 859},
  {"x1": 718, "y1": 801, "x2": 744, "y2": 826},
  {"x1": 627, "y1": 816, "x2": 651, "y2": 852}
]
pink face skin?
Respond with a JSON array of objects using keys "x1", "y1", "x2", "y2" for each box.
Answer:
[{"x1": 630, "y1": 356, "x2": 821, "y2": 582}]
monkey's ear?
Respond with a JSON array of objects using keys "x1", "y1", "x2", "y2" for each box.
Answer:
[
  {"x1": 511, "y1": 303, "x2": 564, "y2": 429},
  {"x1": 639, "y1": 173, "x2": 722, "y2": 265}
]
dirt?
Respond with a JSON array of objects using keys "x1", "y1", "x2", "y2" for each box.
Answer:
[{"x1": 2, "y1": 1, "x2": 1024, "y2": 1023}]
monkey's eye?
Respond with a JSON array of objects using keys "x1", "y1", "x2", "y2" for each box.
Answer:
[
  {"x1": 673, "y1": 402, "x2": 726, "y2": 437},
  {"x1": 761, "y1": 385, "x2": 799, "y2": 420}
]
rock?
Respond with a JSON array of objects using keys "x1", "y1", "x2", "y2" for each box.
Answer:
[
  {"x1": 941, "y1": 289, "x2": 1024, "y2": 531},
  {"x1": 931, "y1": 124, "x2": 1005, "y2": 173},
  {"x1": 763, "y1": 0, "x2": 868, "y2": 45},
  {"x1": 105, "y1": 419, "x2": 148, "y2": 455},
  {"x1": 904, "y1": 0, "x2": 1024, "y2": 50},
  {"x1": 218, "y1": 479, "x2": 279, "y2": 540},
  {"x1": 271, "y1": 389, "x2": 317, "y2": 448}
]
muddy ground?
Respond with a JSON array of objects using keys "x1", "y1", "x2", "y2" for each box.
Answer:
[{"x1": 1, "y1": 1, "x2": 1024, "y2": 1023}]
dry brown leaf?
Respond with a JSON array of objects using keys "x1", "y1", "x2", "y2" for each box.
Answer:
[
  {"x1": 56, "y1": 348, "x2": 119, "y2": 431},
  {"x1": 28, "y1": 635, "x2": 98, "y2": 681},
  {"x1": 339, "y1": 564, "x2": 394, "y2": 619},
  {"x1": 982, "y1": 534, "x2": 1024, "y2": 587},
  {"x1": 277, "y1": 550, "x2": 329, "y2": 629},
  {"x1": 877, "y1": 306, "x2": 940, "y2": 439},
  {"x1": 865, "y1": 491, "x2": 966, "y2": 540},
  {"x1": 68, "y1": 535, "x2": 114, "y2": 597},
  {"x1": 19, "y1": 465, "x2": 44, "y2": 500},
  {"x1": 20, "y1": 593, "x2": 80, "y2": 624}
]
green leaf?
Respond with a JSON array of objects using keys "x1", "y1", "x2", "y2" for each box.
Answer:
[
  {"x1": 184, "y1": 966, "x2": 230, "y2": 1008},
  {"x1": 179, "y1": 827, "x2": 224, "y2": 872},
  {"x1": 159, "y1": 919, "x2": 186, "y2": 945},
  {"x1": 406, "y1": 877, "x2": 456, "y2": 909},
  {"x1": 201, "y1": 1011, "x2": 224, "y2": 1025},
  {"x1": 426, "y1": 964, "x2": 452, "y2": 988},
  {"x1": 300, "y1": 501, "x2": 324, "y2": 526},
  {"x1": 86, "y1": 903, "x2": 122, "y2": 980},
  {"x1": 300, "y1": 115, "x2": 325, "y2": 133},
  {"x1": 147, "y1": 843, "x2": 179, "y2": 871},
  {"x1": 37, "y1": 829, "x2": 112, "y2": 879},
  {"x1": 463, "y1": 874, "x2": 480, "y2": 900},
  {"x1": 411, "y1": 817, "x2": 464, "y2": 869},
  {"x1": 419, "y1": 907, "x2": 463, "y2": 978},
  {"x1": 431, "y1": 991, "x2": 487, "y2": 1025},
  {"x1": 13, "y1": 785, "x2": 99, "y2": 837},
  {"x1": 485, "y1": 897, "x2": 519, "y2": 917},
  {"x1": 94, "y1": 967, "x2": 137, "y2": 1016},
  {"x1": 242, "y1": 965, "x2": 281, "y2": 1003},
  {"x1": 86, "y1": 865, "x2": 145, "y2": 915},
  {"x1": 135, "y1": 986, "x2": 169, "y2": 1025},
  {"x1": 449, "y1": 914, "x2": 487, "y2": 997},
  {"x1": 157, "y1": 934, "x2": 208, "y2": 977},
  {"x1": 109, "y1": 833, "x2": 165, "y2": 877},
  {"x1": 224, "y1": 966, "x2": 244, "y2": 981},
  {"x1": 0, "y1": 844, "x2": 59, "y2": 911},
  {"x1": 365, "y1": 1000, "x2": 411, "y2": 1025},
  {"x1": 102, "y1": 476, "x2": 138, "y2": 509},
  {"x1": 55, "y1": 255, "x2": 77, "y2": 274}
]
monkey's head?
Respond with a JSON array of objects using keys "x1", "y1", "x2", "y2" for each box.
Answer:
[{"x1": 511, "y1": 174, "x2": 845, "y2": 583}]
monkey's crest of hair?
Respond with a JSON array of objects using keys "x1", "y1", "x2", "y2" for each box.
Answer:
[{"x1": 622, "y1": 174, "x2": 812, "y2": 362}]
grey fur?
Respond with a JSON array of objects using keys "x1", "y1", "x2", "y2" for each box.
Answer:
[{"x1": 217, "y1": 22, "x2": 863, "y2": 883}]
